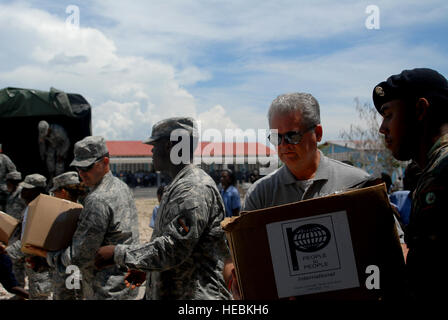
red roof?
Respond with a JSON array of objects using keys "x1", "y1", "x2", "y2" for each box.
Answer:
[
  {"x1": 197, "y1": 142, "x2": 275, "y2": 156},
  {"x1": 106, "y1": 141, "x2": 153, "y2": 156},
  {"x1": 106, "y1": 141, "x2": 276, "y2": 157}
]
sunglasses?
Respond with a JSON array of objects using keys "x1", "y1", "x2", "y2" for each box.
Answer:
[
  {"x1": 75, "y1": 157, "x2": 104, "y2": 173},
  {"x1": 268, "y1": 125, "x2": 316, "y2": 146}
]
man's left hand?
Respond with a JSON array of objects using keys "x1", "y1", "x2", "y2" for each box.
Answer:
[
  {"x1": 95, "y1": 245, "x2": 116, "y2": 270},
  {"x1": 124, "y1": 269, "x2": 147, "y2": 289}
]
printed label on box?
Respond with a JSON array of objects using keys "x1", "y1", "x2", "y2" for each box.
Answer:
[{"x1": 266, "y1": 211, "x2": 359, "y2": 298}]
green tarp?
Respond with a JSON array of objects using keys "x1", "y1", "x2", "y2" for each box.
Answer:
[
  {"x1": 0, "y1": 87, "x2": 89, "y2": 118},
  {"x1": 0, "y1": 87, "x2": 92, "y2": 178}
]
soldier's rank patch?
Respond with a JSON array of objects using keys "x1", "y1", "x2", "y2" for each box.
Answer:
[{"x1": 425, "y1": 192, "x2": 436, "y2": 205}]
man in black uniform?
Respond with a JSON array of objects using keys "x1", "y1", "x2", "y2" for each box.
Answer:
[{"x1": 373, "y1": 68, "x2": 448, "y2": 300}]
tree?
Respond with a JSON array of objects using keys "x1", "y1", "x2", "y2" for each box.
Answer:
[{"x1": 338, "y1": 98, "x2": 407, "y2": 187}]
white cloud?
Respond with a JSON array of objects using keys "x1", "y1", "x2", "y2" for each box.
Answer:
[
  {"x1": 198, "y1": 105, "x2": 238, "y2": 133},
  {"x1": 93, "y1": 100, "x2": 149, "y2": 139},
  {"x1": 0, "y1": 2, "x2": 228, "y2": 140},
  {"x1": 175, "y1": 66, "x2": 212, "y2": 86}
]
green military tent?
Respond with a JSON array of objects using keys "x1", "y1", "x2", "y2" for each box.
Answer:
[{"x1": 0, "y1": 87, "x2": 92, "y2": 178}]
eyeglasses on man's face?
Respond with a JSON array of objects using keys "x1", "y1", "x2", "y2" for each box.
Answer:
[{"x1": 268, "y1": 125, "x2": 316, "y2": 146}]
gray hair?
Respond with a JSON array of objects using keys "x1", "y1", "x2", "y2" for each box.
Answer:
[{"x1": 268, "y1": 93, "x2": 321, "y2": 128}]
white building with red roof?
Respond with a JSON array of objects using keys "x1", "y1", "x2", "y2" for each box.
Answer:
[{"x1": 106, "y1": 140, "x2": 277, "y2": 175}]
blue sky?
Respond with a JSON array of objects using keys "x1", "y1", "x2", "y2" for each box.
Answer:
[{"x1": 1, "y1": 0, "x2": 447, "y2": 142}]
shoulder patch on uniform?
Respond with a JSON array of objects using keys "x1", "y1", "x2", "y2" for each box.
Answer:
[
  {"x1": 425, "y1": 192, "x2": 436, "y2": 205},
  {"x1": 176, "y1": 217, "x2": 190, "y2": 236},
  {"x1": 416, "y1": 185, "x2": 445, "y2": 213}
]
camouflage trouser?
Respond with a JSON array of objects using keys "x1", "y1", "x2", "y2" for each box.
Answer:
[
  {"x1": 26, "y1": 267, "x2": 53, "y2": 300},
  {"x1": 82, "y1": 268, "x2": 139, "y2": 300},
  {"x1": 45, "y1": 146, "x2": 66, "y2": 178},
  {"x1": 52, "y1": 270, "x2": 82, "y2": 300}
]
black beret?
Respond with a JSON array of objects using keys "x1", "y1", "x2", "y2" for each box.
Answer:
[{"x1": 372, "y1": 68, "x2": 448, "y2": 113}]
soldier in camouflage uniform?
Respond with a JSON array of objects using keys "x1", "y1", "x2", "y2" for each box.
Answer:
[
  {"x1": 47, "y1": 171, "x2": 87, "y2": 300},
  {"x1": 43, "y1": 136, "x2": 140, "y2": 300},
  {"x1": 6, "y1": 174, "x2": 53, "y2": 300},
  {"x1": 0, "y1": 147, "x2": 17, "y2": 211},
  {"x1": 4, "y1": 171, "x2": 26, "y2": 287},
  {"x1": 38, "y1": 120, "x2": 70, "y2": 180},
  {"x1": 5, "y1": 171, "x2": 26, "y2": 221},
  {"x1": 373, "y1": 68, "x2": 448, "y2": 300},
  {"x1": 95, "y1": 117, "x2": 232, "y2": 300}
]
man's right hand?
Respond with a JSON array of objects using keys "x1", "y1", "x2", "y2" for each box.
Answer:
[
  {"x1": 223, "y1": 260, "x2": 241, "y2": 300},
  {"x1": 124, "y1": 269, "x2": 147, "y2": 289}
]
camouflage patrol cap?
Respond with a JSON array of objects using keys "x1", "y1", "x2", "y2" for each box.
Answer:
[
  {"x1": 6, "y1": 171, "x2": 21, "y2": 181},
  {"x1": 373, "y1": 68, "x2": 448, "y2": 113},
  {"x1": 70, "y1": 136, "x2": 109, "y2": 167},
  {"x1": 19, "y1": 174, "x2": 47, "y2": 189},
  {"x1": 143, "y1": 117, "x2": 198, "y2": 145},
  {"x1": 50, "y1": 171, "x2": 80, "y2": 192}
]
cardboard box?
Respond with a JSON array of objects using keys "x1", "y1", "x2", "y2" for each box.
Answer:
[
  {"x1": 221, "y1": 184, "x2": 406, "y2": 300},
  {"x1": 21, "y1": 194, "x2": 83, "y2": 255},
  {"x1": 0, "y1": 211, "x2": 19, "y2": 245}
]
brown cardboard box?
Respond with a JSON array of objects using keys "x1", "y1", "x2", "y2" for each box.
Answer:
[
  {"x1": 221, "y1": 184, "x2": 406, "y2": 300},
  {"x1": 0, "y1": 211, "x2": 19, "y2": 245},
  {"x1": 21, "y1": 194, "x2": 83, "y2": 255}
]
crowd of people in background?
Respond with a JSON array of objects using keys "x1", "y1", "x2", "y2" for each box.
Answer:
[
  {"x1": 112, "y1": 168, "x2": 261, "y2": 190},
  {"x1": 114, "y1": 170, "x2": 160, "y2": 188}
]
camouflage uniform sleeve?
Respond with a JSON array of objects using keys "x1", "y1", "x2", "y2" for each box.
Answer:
[
  {"x1": 114, "y1": 185, "x2": 210, "y2": 271},
  {"x1": 5, "y1": 239, "x2": 25, "y2": 262},
  {"x1": 47, "y1": 198, "x2": 110, "y2": 272}
]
